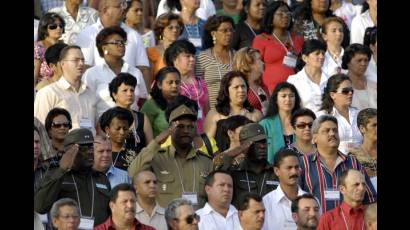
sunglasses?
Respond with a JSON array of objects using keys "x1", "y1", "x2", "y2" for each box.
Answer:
[
  {"x1": 52, "y1": 122, "x2": 71, "y2": 128},
  {"x1": 105, "y1": 40, "x2": 127, "y2": 46},
  {"x1": 176, "y1": 213, "x2": 200, "y2": 224},
  {"x1": 48, "y1": 23, "x2": 64, "y2": 30},
  {"x1": 337, "y1": 87, "x2": 354, "y2": 95},
  {"x1": 295, "y1": 122, "x2": 313, "y2": 129}
]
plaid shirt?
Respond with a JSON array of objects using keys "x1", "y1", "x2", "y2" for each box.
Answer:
[{"x1": 298, "y1": 151, "x2": 377, "y2": 213}]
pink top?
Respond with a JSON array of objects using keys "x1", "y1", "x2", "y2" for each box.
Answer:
[
  {"x1": 34, "y1": 41, "x2": 53, "y2": 83},
  {"x1": 180, "y1": 77, "x2": 209, "y2": 134}
]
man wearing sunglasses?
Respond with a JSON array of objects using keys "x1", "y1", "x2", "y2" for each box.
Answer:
[
  {"x1": 165, "y1": 198, "x2": 200, "y2": 230},
  {"x1": 35, "y1": 128, "x2": 112, "y2": 228}
]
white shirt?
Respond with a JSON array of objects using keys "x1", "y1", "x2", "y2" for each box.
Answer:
[
  {"x1": 262, "y1": 185, "x2": 306, "y2": 230},
  {"x1": 322, "y1": 49, "x2": 348, "y2": 77},
  {"x1": 351, "y1": 80, "x2": 377, "y2": 110},
  {"x1": 333, "y1": 1, "x2": 359, "y2": 30},
  {"x1": 49, "y1": 2, "x2": 99, "y2": 44},
  {"x1": 156, "y1": 0, "x2": 216, "y2": 21},
  {"x1": 34, "y1": 19, "x2": 39, "y2": 41},
  {"x1": 82, "y1": 60, "x2": 148, "y2": 118},
  {"x1": 287, "y1": 68, "x2": 329, "y2": 113},
  {"x1": 350, "y1": 10, "x2": 375, "y2": 44},
  {"x1": 196, "y1": 203, "x2": 240, "y2": 230},
  {"x1": 34, "y1": 76, "x2": 97, "y2": 135},
  {"x1": 76, "y1": 19, "x2": 149, "y2": 67},
  {"x1": 365, "y1": 56, "x2": 377, "y2": 83},
  {"x1": 316, "y1": 107, "x2": 363, "y2": 155}
]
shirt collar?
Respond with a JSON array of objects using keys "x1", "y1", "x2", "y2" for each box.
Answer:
[
  {"x1": 341, "y1": 202, "x2": 365, "y2": 215},
  {"x1": 202, "y1": 203, "x2": 238, "y2": 218},
  {"x1": 273, "y1": 185, "x2": 305, "y2": 204},
  {"x1": 169, "y1": 144, "x2": 197, "y2": 160},
  {"x1": 102, "y1": 216, "x2": 144, "y2": 228},
  {"x1": 135, "y1": 202, "x2": 165, "y2": 215},
  {"x1": 57, "y1": 76, "x2": 88, "y2": 92},
  {"x1": 312, "y1": 151, "x2": 347, "y2": 162}
]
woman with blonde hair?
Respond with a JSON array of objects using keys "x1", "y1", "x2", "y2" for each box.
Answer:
[{"x1": 233, "y1": 47, "x2": 269, "y2": 115}]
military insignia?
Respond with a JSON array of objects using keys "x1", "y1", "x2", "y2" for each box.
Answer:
[
  {"x1": 162, "y1": 184, "x2": 167, "y2": 191},
  {"x1": 199, "y1": 170, "x2": 209, "y2": 178},
  {"x1": 160, "y1": 170, "x2": 170, "y2": 175}
]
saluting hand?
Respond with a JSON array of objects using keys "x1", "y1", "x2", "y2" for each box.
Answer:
[
  {"x1": 155, "y1": 128, "x2": 171, "y2": 145},
  {"x1": 59, "y1": 144, "x2": 79, "y2": 171}
]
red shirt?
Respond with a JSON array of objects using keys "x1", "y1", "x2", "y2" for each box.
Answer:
[
  {"x1": 94, "y1": 217, "x2": 156, "y2": 230},
  {"x1": 317, "y1": 202, "x2": 366, "y2": 230}
]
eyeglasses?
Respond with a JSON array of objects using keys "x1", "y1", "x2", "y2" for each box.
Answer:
[
  {"x1": 105, "y1": 40, "x2": 127, "y2": 46},
  {"x1": 48, "y1": 23, "x2": 64, "y2": 30},
  {"x1": 295, "y1": 122, "x2": 313, "y2": 129},
  {"x1": 52, "y1": 122, "x2": 71, "y2": 128},
  {"x1": 62, "y1": 58, "x2": 85, "y2": 64},
  {"x1": 217, "y1": 28, "x2": 235, "y2": 34},
  {"x1": 59, "y1": 214, "x2": 80, "y2": 221},
  {"x1": 175, "y1": 213, "x2": 200, "y2": 224},
  {"x1": 166, "y1": 25, "x2": 182, "y2": 31},
  {"x1": 337, "y1": 87, "x2": 354, "y2": 95}
]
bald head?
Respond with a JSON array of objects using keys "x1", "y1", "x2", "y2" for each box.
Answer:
[{"x1": 133, "y1": 170, "x2": 158, "y2": 201}]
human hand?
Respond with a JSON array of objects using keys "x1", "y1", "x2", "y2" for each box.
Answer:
[{"x1": 59, "y1": 144, "x2": 79, "y2": 171}]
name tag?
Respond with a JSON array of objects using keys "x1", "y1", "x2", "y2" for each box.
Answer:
[
  {"x1": 283, "y1": 52, "x2": 297, "y2": 68},
  {"x1": 266, "y1": 180, "x2": 279, "y2": 185},
  {"x1": 283, "y1": 220, "x2": 297, "y2": 229},
  {"x1": 324, "y1": 189, "x2": 340, "y2": 201},
  {"x1": 182, "y1": 192, "x2": 198, "y2": 205},
  {"x1": 95, "y1": 183, "x2": 108, "y2": 190},
  {"x1": 197, "y1": 108, "x2": 203, "y2": 120},
  {"x1": 79, "y1": 217, "x2": 94, "y2": 230},
  {"x1": 39, "y1": 214, "x2": 48, "y2": 223},
  {"x1": 189, "y1": 38, "x2": 202, "y2": 48},
  {"x1": 370, "y1": 177, "x2": 377, "y2": 192},
  {"x1": 79, "y1": 118, "x2": 92, "y2": 129}
]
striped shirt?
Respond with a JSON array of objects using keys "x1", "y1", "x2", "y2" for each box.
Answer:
[
  {"x1": 299, "y1": 151, "x2": 377, "y2": 213},
  {"x1": 195, "y1": 48, "x2": 234, "y2": 108}
]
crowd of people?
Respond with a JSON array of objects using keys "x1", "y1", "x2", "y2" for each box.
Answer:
[{"x1": 34, "y1": 0, "x2": 377, "y2": 229}]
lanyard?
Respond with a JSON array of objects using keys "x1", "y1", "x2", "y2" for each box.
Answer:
[
  {"x1": 184, "y1": 23, "x2": 200, "y2": 39},
  {"x1": 340, "y1": 207, "x2": 364, "y2": 230},
  {"x1": 244, "y1": 21, "x2": 257, "y2": 36},
  {"x1": 272, "y1": 31, "x2": 294, "y2": 53},
  {"x1": 212, "y1": 49, "x2": 232, "y2": 80},
  {"x1": 174, "y1": 158, "x2": 196, "y2": 192},
  {"x1": 71, "y1": 174, "x2": 95, "y2": 218},
  {"x1": 113, "y1": 152, "x2": 121, "y2": 167},
  {"x1": 180, "y1": 77, "x2": 202, "y2": 100},
  {"x1": 245, "y1": 171, "x2": 266, "y2": 196},
  {"x1": 131, "y1": 111, "x2": 141, "y2": 146}
]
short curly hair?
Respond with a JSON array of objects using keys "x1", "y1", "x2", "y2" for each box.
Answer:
[
  {"x1": 154, "y1": 13, "x2": 183, "y2": 42},
  {"x1": 95, "y1": 26, "x2": 127, "y2": 57}
]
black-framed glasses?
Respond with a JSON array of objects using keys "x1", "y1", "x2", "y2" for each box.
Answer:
[
  {"x1": 337, "y1": 87, "x2": 354, "y2": 95},
  {"x1": 52, "y1": 122, "x2": 71, "y2": 128},
  {"x1": 105, "y1": 40, "x2": 127, "y2": 46},
  {"x1": 175, "y1": 213, "x2": 200, "y2": 224},
  {"x1": 295, "y1": 122, "x2": 313, "y2": 129},
  {"x1": 48, "y1": 23, "x2": 64, "y2": 30}
]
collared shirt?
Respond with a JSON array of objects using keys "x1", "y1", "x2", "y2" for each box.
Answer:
[
  {"x1": 94, "y1": 216, "x2": 155, "y2": 230},
  {"x1": 316, "y1": 107, "x2": 363, "y2": 155},
  {"x1": 82, "y1": 60, "x2": 148, "y2": 117},
  {"x1": 76, "y1": 18, "x2": 149, "y2": 67},
  {"x1": 40, "y1": 0, "x2": 64, "y2": 15},
  {"x1": 156, "y1": 0, "x2": 216, "y2": 21},
  {"x1": 106, "y1": 165, "x2": 131, "y2": 188},
  {"x1": 135, "y1": 202, "x2": 167, "y2": 230},
  {"x1": 128, "y1": 141, "x2": 214, "y2": 208},
  {"x1": 49, "y1": 2, "x2": 99, "y2": 44},
  {"x1": 299, "y1": 151, "x2": 377, "y2": 213},
  {"x1": 317, "y1": 202, "x2": 365, "y2": 230},
  {"x1": 34, "y1": 76, "x2": 97, "y2": 135},
  {"x1": 196, "y1": 203, "x2": 240, "y2": 230},
  {"x1": 287, "y1": 67, "x2": 329, "y2": 113},
  {"x1": 262, "y1": 185, "x2": 306, "y2": 230},
  {"x1": 350, "y1": 10, "x2": 375, "y2": 44},
  {"x1": 322, "y1": 49, "x2": 348, "y2": 78}
]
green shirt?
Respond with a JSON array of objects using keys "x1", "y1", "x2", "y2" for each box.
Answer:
[
  {"x1": 140, "y1": 99, "x2": 169, "y2": 137},
  {"x1": 216, "y1": 9, "x2": 241, "y2": 25},
  {"x1": 128, "y1": 140, "x2": 214, "y2": 208}
]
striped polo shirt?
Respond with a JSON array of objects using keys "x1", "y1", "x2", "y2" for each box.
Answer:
[{"x1": 298, "y1": 151, "x2": 377, "y2": 213}]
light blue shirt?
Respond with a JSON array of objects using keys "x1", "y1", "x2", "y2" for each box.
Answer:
[{"x1": 106, "y1": 165, "x2": 131, "y2": 188}]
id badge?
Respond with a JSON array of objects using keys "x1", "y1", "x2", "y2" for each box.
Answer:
[
  {"x1": 79, "y1": 118, "x2": 92, "y2": 130},
  {"x1": 39, "y1": 213, "x2": 48, "y2": 224},
  {"x1": 79, "y1": 217, "x2": 94, "y2": 230},
  {"x1": 182, "y1": 192, "x2": 198, "y2": 205},
  {"x1": 370, "y1": 177, "x2": 377, "y2": 192},
  {"x1": 324, "y1": 189, "x2": 340, "y2": 201},
  {"x1": 197, "y1": 108, "x2": 203, "y2": 120},
  {"x1": 189, "y1": 38, "x2": 202, "y2": 48},
  {"x1": 283, "y1": 220, "x2": 297, "y2": 230},
  {"x1": 283, "y1": 52, "x2": 297, "y2": 68}
]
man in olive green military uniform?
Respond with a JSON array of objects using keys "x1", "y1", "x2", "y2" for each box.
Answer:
[
  {"x1": 228, "y1": 123, "x2": 279, "y2": 208},
  {"x1": 34, "y1": 128, "x2": 111, "y2": 227},
  {"x1": 128, "y1": 104, "x2": 213, "y2": 208}
]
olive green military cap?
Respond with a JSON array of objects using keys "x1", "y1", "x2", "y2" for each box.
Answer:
[
  {"x1": 64, "y1": 128, "x2": 94, "y2": 147},
  {"x1": 168, "y1": 104, "x2": 197, "y2": 123},
  {"x1": 239, "y1": 123, "x2": 266, "y2": 142}
]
